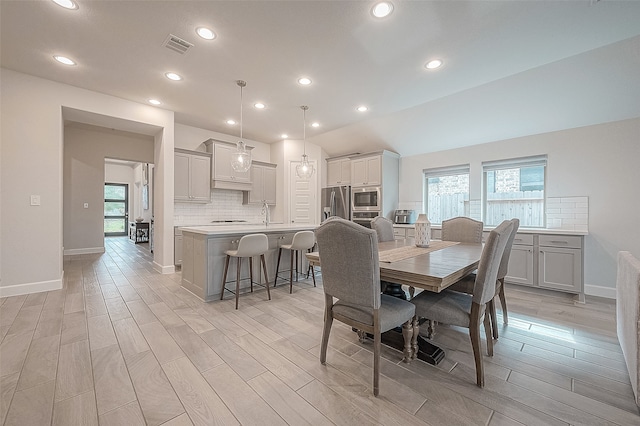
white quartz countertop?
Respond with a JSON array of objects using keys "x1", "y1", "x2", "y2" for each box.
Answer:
[
  {"x1": 392, "y1": 223, "x2": 588, "y2": 236},
  {"x1": 179, "y1": 223, "x2": 317, "y2": 236}
]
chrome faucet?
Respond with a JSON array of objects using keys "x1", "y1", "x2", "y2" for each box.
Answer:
[{"x1": 262, "y1": 200, "x2": 270, "y2": 226}]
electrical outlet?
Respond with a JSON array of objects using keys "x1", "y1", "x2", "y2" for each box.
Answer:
[
  {"x1": 30, "y1": 195, "x2": 41, "y2": 206},
  {"x1": 84, "y1": 203, "x2": 89, "y2": 209}
]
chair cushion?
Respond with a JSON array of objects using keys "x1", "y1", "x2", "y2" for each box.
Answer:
[
  {"x1": 411, "y1": 289, "x2": 484, "y2": 328},
  {"x1": 333, "y1": 294, "x2": 415, "y2": 333}
]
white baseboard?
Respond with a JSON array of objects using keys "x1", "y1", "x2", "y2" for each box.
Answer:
[
  {"x1": 153, "y1": 261, "x2": 175, "y2": 275},
  {"x1": 0, "y1": 275, "x2": 64, "y2": 298},
  {"x1": 64, "y1": 247, "x2": 105, "y2": 255},
  {"x1": 585, "y1": 284, "x2": 616, "y2": 299}
]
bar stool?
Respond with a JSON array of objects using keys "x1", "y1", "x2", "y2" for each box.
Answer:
[
  {"x1": 274, "y1": 231, "x2": 316, "y2": 293},
  {"x1": 220, "y1": 233, "x2": 271, "y2": 309}
]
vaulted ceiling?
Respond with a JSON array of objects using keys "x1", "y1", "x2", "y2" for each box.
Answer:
[{"x1": 2, "y1": 1, "x2": 640, "y2": 157}]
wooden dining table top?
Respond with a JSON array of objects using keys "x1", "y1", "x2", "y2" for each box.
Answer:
[{"x1": 306, "y1": 238, "x2": 484, "y2": 293}]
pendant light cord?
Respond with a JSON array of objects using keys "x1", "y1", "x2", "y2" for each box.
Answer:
[
  {"x1": 240, "y1": 84, "x2": 243, "y2": 140},
  {"x1": 301, "y1": 105, "x2": 309, "y2": 155}
]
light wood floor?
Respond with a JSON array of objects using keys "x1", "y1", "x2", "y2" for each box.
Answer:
[{"x1": 1, "y1": 236, "x2": 638, "y2": 425}]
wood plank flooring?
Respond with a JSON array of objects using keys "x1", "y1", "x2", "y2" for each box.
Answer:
[{"x1": 0, "y1": 236, "x2": 638, "y2": 425}]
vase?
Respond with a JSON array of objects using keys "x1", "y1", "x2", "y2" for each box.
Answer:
[{"x1": 414, "y1": 214, "x2": 431, "y2": 247}]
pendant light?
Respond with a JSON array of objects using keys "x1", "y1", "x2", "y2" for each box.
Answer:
[
  {"x1": 295, "y1": 105, "x2": 314, "y2": 180},
  {"x1": 231, "y1": 80, "x2": 252, "y2": 172}
]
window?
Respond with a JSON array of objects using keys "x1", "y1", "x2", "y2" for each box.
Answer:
[
  {"x1": 423, "y1": 165, "x2": 470, "y2": 224},
  {"x1": 483, "y1": 155, "x2": 546, "y2": 227}
]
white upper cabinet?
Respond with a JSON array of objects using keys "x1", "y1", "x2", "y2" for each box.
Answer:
[
  {"x1": 351, "y1": 155, "x2": 381, "y2": 186},
  {"x1": 243, "y1": 162, "x2": 277, "y2": 205},
  {"x1": 327, "y1": 157, "x2": 351, "y2": 186},
  {"x1": 174, "y1": 149, "x2": 212, "y2": 203},
  {"x1": 204, "y1": 139, "x2": 253, "y2": 190}
]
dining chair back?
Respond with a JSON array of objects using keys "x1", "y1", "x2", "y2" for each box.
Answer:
[
  {"x1": 441, "y1": 217, "x2": 483, "y2": 243},
  {"x1": 315, "y1": 218, "x2": 416, "y2": 396},
  {"x1": 371, "y1": 216, "x2": 395, "y2": 242},
  {"x1": 411, "y1": 219, "x2": 513, "y2": 387}
]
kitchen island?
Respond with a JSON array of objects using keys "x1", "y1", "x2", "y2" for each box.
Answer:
[{"x1": 180, "y1": 224, "x2": 318, "y2": 301}]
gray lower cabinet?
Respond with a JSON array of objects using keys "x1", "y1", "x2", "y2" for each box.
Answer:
[
  {"x1": 503, "y1": 232, "x2": 584, "y2": 299},
  {"x1": 174, "y1": 228, "x2": 183, "y2": 266}
]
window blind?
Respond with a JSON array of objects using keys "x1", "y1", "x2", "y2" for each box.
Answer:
[
  {"x1": 482, "y1": 155, "x2": 547, "y2": 171},
  {"x1": 423, "y1": 164, "x2": 470, "y2": 177}
]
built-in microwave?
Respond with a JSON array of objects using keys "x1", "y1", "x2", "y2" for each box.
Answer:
[{"x1": 352, "y1": 186, "x2": 381, "y2": 211}]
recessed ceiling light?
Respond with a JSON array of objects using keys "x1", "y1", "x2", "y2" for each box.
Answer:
[
  {"x1": 53, "y1": 55, "x2": 76, "y2": 65},
  {"x1": 372, "y1": 1, "x2": 394, "y2": 18},
  {"x1": 52, "y1": 0, "x2": 78, "y2": 10},
  {"x1": 196, "y1": 27, "x2": 216, "y2": 40},
  {"x1": 254, "y1": 103, "x2": 265, "y2": 109},
  {"x1": 357, "y1": 106, "x2": 368, "y2": 112},
  {"x1": 425, "y1": 59, "x2": 443, "y2": 69},
  {"x1": 165, "y1": 72, "x2": 182, "y2": 81},
  {"x1": 298, "y1": 77, "x2": 312, "y2": 85},
  {"x1": 148, "y1": 99, "x2": 162, "y2": 105},
  {"x1": 226, "y1": 119, "x2": 236, "y2": 125},
  {"x1": 311, "y1": 122, "x2": 320, "y2": 128},
  {"x1": 281, "y1": 134, "x2": 288, "y2": 139}
]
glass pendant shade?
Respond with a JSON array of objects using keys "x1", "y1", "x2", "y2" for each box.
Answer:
[
  {"x1": 296, "y1": 154, "x2": 314, "y2": 179},
  {"x1": 295, "y1": 105, "x2": 315, "y2": 180},
  {"x1": 231, "y1": 140, "x2": 251, "y2": 172},
  {"x1": 231, "y1": 80, "x2": 252, "y2": 172}
]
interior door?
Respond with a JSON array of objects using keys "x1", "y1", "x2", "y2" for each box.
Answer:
[
  {"x1": 104, "y1": 183, "x2": 128, "y2": 236},
  {"x1": 290, "y1": 161, "x2": 317, "y2": 224}
]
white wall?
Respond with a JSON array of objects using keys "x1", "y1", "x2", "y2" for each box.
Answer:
[
  {"x1": 400, "y1": 117, "x2": 640, "y2": 297},
  {"x1": 64, "y1": 125, "x2": 154, "y2": 253},
  {"x1": 175, "y1": 123, "x2": 271, "y2": 161},
  {"x1": 0, "y1": 69, "x2": 174, "y2": 296}
]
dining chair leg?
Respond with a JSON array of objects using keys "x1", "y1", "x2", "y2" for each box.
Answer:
[
  {"x1": 260, "y1": 254, "x2": 271, "y2": 301},
  {"x1": 249, "y1": 257, "x2": 254, "y2": 293},
  {"x1": 320, "y1": 294, "x2": 333, "y2": 364},
  {"x1": 498, "y1": 278, "x2": 508, "y2": 324},
  {"x1": 309, "y1": 264, "x2": 316, "y2": 287},
  {"x1": 401, "y1": 320, "x2": 413, "y2": 363},
  {"x1": 274, "y1": 248, "x2": 282, "y2": 287},
  {"x1": 469, "y1": 303, "x2": 484, "y2": 388},
  {"x1": 373, "y1": 328, "x2": 381, "y2": 397},
  {"x1": 235, "y1": 257, "x2": 242, "y2": 310},
  {"x1": 488, "y1": 298, "x2": 499, "y2": 339},
  {"x1": 220, "y1": 255, "x2": 230, "y2": 301},
  {"x1": 484, "y1": 308, "x2": 494, "y2": 357}
]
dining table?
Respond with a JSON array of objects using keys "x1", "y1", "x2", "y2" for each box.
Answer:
[{"x1": 306, "y1": 238, "x2": 484, "y2": 365}]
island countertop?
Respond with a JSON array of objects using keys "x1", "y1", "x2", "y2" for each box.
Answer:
[{"x1": 180, "y1": 223, "x2": 318, "y2": 237}]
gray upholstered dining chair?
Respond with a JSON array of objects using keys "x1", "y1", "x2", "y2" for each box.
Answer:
[
  {"x1": 448, "y1": 218, "x2": 520, "y2": 338},
  {"x1": 441, "y1": 216, "x2": 484, "y2": 244},
  {"x1": 371, "y1": 216, "x2": 395, "y2": 242},
  {"x1": 315, "y1": 218, "x2": 416, "y2": 396},
  {"x1": 411, "y1": 220, "x2": 514, "y2": 388}
]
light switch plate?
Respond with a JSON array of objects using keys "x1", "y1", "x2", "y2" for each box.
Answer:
[
  {"x1": 30, "y1": 195, "x2": 41, "y2": 206},
  {"x1": 84, "y1": 203, "x2": 89, "y2": 209}
]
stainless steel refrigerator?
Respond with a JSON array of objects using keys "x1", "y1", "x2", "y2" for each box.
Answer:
[{"x1": 321, "y1": 186, "x2": 351, "y2": 222}]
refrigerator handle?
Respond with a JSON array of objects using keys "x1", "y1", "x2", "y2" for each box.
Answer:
[
  {"x1": 330, "y1": 190, "x2": 336, "y2": 217},
  {"x1": 337, "y1": 187, "x2": 346, "y2": 219}
]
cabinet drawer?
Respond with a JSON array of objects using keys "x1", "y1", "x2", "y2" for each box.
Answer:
[
  {"x1": 512, "y1": 233, "x2": 534, "y2": 246},
  {"x1": 406, "y1": 228, "x2": 415, "y2": 238},
  {"x1": 393, "y1": 228, "x2": 405, "y2": 238},
  {"x1": 539, "y1": 235, "x2": 582, "y2": 249}
]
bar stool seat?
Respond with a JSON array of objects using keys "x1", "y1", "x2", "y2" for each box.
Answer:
[
  {"x1": 274, "y1": 231, "x2": 316, "y2": 293},
  {"x1": 220, "y1": 233, "x2": 271, "y2": 309}
]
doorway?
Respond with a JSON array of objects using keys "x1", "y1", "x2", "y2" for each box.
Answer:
[
  {"x1": 104, "y1": 183, "x2": 128, "y2": 236},
  {"x1": 289, "y1": 160, "x2": 318, "y2": 224}
]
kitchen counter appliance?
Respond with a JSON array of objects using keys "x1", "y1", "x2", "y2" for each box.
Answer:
[{"x1": 394, "y1": 209, "x2": 417, "y2": 224}]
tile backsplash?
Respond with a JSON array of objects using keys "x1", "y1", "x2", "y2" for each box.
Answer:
[
  {"x1": 545, "y1": 196, "x2": 588, "y2": 231},
  {"x1": 174, "y1": 189, "x2": 266, "y2": 226}
]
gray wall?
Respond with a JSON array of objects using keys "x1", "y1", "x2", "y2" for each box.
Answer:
[
  {"x1": 399, "y1": 117, "x2": 640, "y2": 297},
  {"x1": 64, "y1": 124, "x2": 154, "y2": 252}
]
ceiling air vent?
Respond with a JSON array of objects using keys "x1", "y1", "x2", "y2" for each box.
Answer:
[{"x1": 163, "y1": 34, "x2": 194, "y2": 55}]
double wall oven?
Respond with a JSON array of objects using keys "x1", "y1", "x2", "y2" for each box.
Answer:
[{"x1": 351, "y1": 186, "x2": 381, "y2": 228}]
